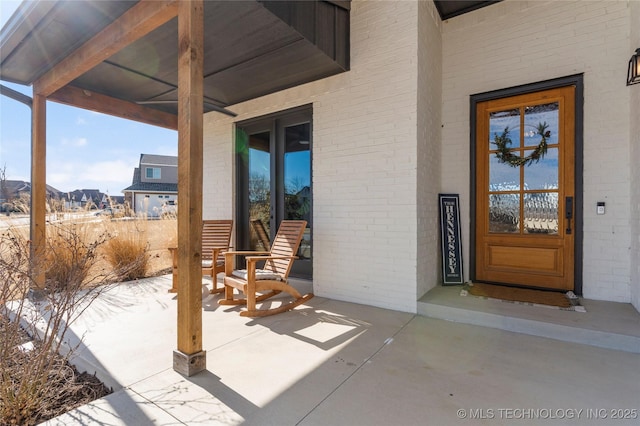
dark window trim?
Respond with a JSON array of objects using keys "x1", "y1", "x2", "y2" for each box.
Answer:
[
  {"x1": 235, "y1": 104, "x2": 313, "y2": 279},
  {"x1": 469, "y1": 74, "x2": 584, "y2": 295},
  {"x1": 236, "y1": 104, "x2": 313, "y2": 128}
]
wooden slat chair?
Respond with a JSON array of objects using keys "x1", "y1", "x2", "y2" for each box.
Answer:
[
  {"x1": 219, "y1": 220, "x2": 313, "y2": 317},
  {"x1": 168, "y1": 219, "x2": 233, "y2": 294}
]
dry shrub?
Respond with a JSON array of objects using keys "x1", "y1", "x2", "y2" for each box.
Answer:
[
  {"x1": 0, "y1": 215, "x2": 166, "y2": 425},
  {"x1": 43, "y1": 223, "x2": 97, "y2": 292},
  {"x1": 102, "y1": 220, "x2": 149, "y2": 281},
  {"x1": 9, "y1": 193, "x2": 31, "y2": 215},
  {"x1": 0, "y1": 227, "x2": 115, "y2": 425},
  {"x1": 0, "y1": 229, "x2": 30, "y2": 304},
  {"x1": 1, "y1": 341, "x2": 110, "y2": 425}
]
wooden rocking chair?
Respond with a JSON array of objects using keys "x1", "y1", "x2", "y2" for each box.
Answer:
[
  {"x1": 168, "y1": 219, "x2": 233, "y2": 294},
  {"x1": 219, "y1": 220, "x2": 313, "y2": 317}
]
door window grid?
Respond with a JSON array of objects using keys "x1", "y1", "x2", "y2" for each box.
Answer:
[{"x1": 487, "y1": 102, "x2": 560, "y2": 235}]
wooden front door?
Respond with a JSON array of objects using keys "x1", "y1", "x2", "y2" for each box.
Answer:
[{"x1": 475, "y1": 86, "x2": 575, "y2": 291}]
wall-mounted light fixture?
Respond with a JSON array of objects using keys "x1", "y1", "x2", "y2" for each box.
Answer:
[{"x1": 627, "y1": 48, "x2": 640, "y2": 86}]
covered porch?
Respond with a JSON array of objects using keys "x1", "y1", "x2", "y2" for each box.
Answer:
[{"x1": 0, "y1": 0, "x2": 350, "y2": 376}]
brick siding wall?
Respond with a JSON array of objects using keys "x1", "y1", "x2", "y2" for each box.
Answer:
[{"x1": 417, "y1": 0, "x2": 443, "y2": 298}]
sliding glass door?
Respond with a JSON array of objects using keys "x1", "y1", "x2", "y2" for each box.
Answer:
[{"x1": 236, "y1": 106, "x2": 312, "y2": 279}]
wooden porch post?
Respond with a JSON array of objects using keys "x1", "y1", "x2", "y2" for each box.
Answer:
[
  {"x1": 173, "y1": 0, "x2": 205, "y2": 376},
  {"x1": 30, "y1": 93, "x2": 47, "y2": 290}
]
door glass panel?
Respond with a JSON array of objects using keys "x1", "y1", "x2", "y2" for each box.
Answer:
[
  {"x1": 284, "y1": 123, "x2": 311, "y2": 261},
  {"x1": 248, "y1": 131, "x2": 271, "y2": 251},
  {"x1": 524, "y1": 192, "x2": 558, "y2": 234},
  {"x1": 490, "y1": 108, "x2": 521, "y2": 148},
  {"x1": 489, "y1": 193, "x2": 520, "y2": 233},
  {"x1": 489, "y1": 153, "x2": 520, "y2": 191},
  {"x1": 523, "y1": 147, "x2": 559, "y2": 190},
  {"x1": 524, "y1": 102, "x2": 559, "y2": 147}
]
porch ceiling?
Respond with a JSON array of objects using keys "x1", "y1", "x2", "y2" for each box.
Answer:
[
  {"x1": 0, "y1": 0, "x2": 349, "y2": 121},
  {"x1": 0, "y1": 0, "x2": 502, "y2": 124}
]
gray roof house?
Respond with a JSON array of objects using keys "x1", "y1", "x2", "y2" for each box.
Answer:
[
  {"x1": 1, "y1": 180, "x2": 124, "y2": 212},
  {"x1": 123, "y1": 154, "x2": 177, "y2": 217},
  {"x1": 59, "y1": 189, "x2": 124, "y2": 209},
  {"x1": 0, "y1": 180, "x2": 60, "y2": 212}
]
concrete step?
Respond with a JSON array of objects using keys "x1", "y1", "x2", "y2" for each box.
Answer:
[{"x1": 418, "y1": 286, "x2": 640, "y2": 354}]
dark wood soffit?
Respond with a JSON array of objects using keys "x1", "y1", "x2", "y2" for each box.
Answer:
[
  {"x1": 1, "y1": 1, "x2": 350, "y2": 120},
  {"x1": 65, "y1": 0, "x2": 349, "y2": 115}
]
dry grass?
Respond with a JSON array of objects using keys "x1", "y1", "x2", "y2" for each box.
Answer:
[
  {"x1": 102, "y1": 220, "x2": 149, "y2": 281},
  {"x1": 99, "y1": 217, "x2": 176, "y2": 280},
  {"x1": 1, "y1": 214, "x2": 177, "y2": 286}
]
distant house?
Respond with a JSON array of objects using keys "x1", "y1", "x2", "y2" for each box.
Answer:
[
  {"x1": 59, "y1": 189, "x2": 120, "y2": 210},
  {"x1": 0, "y1": 180, "x2": 122, "y2": 212},
  {"x1": 123, "y1": 154, "x2": 177, "y2": 217},
  {"x1": 0, "y1": 180, "x2": 60, "y2": 211},
  {"x1": 99, "y1": 193, "x2": 125, "y2": 208}
]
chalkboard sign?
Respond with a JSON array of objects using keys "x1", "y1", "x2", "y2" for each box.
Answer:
[{"x1": 439, "y1": 194, "x2": 464, "y2": 285}]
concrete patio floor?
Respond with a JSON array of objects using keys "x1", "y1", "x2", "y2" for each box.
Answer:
[{"x1": 42, "y1": 275, "x2": 640, "y2": 425}]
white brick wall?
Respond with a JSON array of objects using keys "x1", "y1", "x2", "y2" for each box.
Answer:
[
  {"x1": 202, "y1": 124, "x2": 234, "y2": 220},
  {"x1": 417, "y1": 0, "x2": 442, "y2": 298},
  {"x1": 630, "y1": 0, "x2": 640, "y2": 311},
  {"x1": 441, "y1": 0, "x2": 633, "y2": 302},
  {"x1": 203, "y1": 0, "x2": 422, "y2": 313}
]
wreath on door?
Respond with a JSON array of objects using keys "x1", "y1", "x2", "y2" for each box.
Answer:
[{"x1": 493, "y1": 122, "x2": 551, "y2": 167}]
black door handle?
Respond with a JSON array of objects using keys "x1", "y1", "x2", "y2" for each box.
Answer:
[{"x1": 565, "y1": 196, "x2": 573, "y2": 235}]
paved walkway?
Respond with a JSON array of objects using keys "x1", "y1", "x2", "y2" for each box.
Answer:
[{"x1": 42, "y1": 276, "x2": 640, "y2": 425}]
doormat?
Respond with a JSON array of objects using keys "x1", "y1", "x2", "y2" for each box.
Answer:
[{"x1": 461, "y1": 282, "x2": 586, "y2": 312}]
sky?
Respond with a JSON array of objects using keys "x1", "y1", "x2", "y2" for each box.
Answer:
[{"x1": 0, "y1": 1, "x2": 177, "y2": 195}]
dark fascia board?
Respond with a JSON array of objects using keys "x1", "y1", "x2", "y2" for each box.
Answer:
[
  {"x1": 326, "y1": 1, "x2": 350, "y2": 10},
  {"x1": 434, "y1": 1, "x2": 502, "y2": 20}
]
